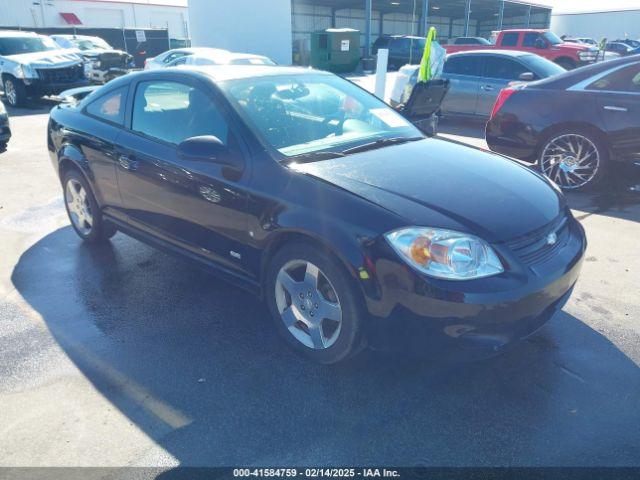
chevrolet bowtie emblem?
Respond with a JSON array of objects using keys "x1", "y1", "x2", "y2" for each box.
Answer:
[{"x1": 546, "y1": 232, "x2": 558, "y2": 245}]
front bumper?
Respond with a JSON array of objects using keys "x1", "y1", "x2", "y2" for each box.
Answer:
[
  {"x1": 25, "y1": 78, "x2": 89, "y2": 97},
  {"x1": 363, "y1": 213, "x2": 586, "y2": 359},
  {"x1": 87, "y1": 67, "x2": 133, "y2": 84}
]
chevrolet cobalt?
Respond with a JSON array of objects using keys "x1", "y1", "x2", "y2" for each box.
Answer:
[{"x1": 48, "y1": 66, "x2": 586, "y2": 364}]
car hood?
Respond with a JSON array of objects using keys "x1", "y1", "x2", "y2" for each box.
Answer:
[
  {"x1": 293, "y1": 139, "x2": 564, "y2": 243},
  {"x1": 555, "y1": 42, "x2": 594, "y2": 52},
  {"x1": 6, "y1": 49, "x2": 82, "y2": 67}
]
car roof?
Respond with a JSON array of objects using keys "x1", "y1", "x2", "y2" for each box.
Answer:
[
  {"x1": 186, "y1": 65, "x2": 327, "y2": 81},
  {"x1": 0, "y1": 30, "x2": 42, "y2": 38},
  {"x1": 448, "y1": 49, "x2": 532, "y2": 58},
  {"x1": 112, "y1": 65, "x2": 329, "y2": 86},
  {"x1": 531, "y1": 54, "x2": 640, "y2": 89},
  {"x1": 501, "y1": 29, "x2": 547, "y2": 33}
]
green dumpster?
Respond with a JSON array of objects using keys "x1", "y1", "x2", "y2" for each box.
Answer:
[{"x1": 310, "y1": 28, "x2": 361, "y2": 73}]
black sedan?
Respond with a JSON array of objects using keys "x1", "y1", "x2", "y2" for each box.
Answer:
[
  {"x1": 487, "y1": 55, "x2": 640, "y2": 191},
  {"x1": 47, "y1": 66, "x2": 586, "y2": 364}
]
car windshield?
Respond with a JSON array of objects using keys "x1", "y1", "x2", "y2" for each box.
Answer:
[
  {"x1": 544, "y1": 32, "x2": 564, "y2": 45},
  {"x1": 522, "y1": 54, "x2": 566, "y2": 77},
  {"x1": 72, "y1": 38, "x2": 111, "y2": 51},
  {"x1": 221, "y1": 73, "x2": 422, "y2": 158},
  {"x1": 0, "y1": 36, "x2": 58, "y2": 56}
]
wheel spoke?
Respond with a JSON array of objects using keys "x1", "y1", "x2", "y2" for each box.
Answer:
[
  {"x1": 282, "y1": 306, "x2": 301, "y2": 328},
  {"x1": 319, "y1": 298, "x2": 342, "y2": 322},
  {"x1": 277, "y1": 268, "x2": 298, "y2": 295},
  {"x1": 304, "y1": 262, "x2": 320, "y2": 289},
  {"x1": 308, "y1": 324, "x2": 328, "y2": 349}
]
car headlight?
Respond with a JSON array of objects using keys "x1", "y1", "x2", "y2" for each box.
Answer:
[
  {"x1": 15, "y1": 64, "x2": 37, "y2": 79},
  {"x1": 579, "y1": 51, "x2": 597, "y2": 60},
  {"x1": 0, "y1": 101, "x2": 6, "y2": 115},
  {"x1": 385, "y1": 227, "x2": 504, "y2": 280}
]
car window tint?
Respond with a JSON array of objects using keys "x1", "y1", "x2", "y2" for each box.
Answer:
[
  {"x1": 483, "y1": 57, "x2": 528, "y2": 80},
  {"x1": 164, "y1": 52, "x2": 185, "y2": 63},
  {"x1": 132, "y1": 81, "x2": 229, "y2": 145},
  {"x1": 86, "y1": 86, "x2": 128, "y2": 125},
  {"x1": 522, "y1": 33, "x2": 541, "y2": 48},
  {"x1": 501, "y1": 33, "x2": 519, "y2": 47},
  {"x1": 587, "y1": 64, "x2": 640, "y2": 92},
  {"x1": 443, "y1": 56, "x2": 481, "y2": 76}
]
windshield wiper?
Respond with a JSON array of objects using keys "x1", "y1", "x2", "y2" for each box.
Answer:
[
  {"x1": 341, "y1": 136, "x2": 424, "y2": 155},
  {"x1": 284, "y1": 150, "x2": 346, "y2": 164}
]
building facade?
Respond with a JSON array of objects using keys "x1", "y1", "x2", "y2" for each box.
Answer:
[
  {"x1": 551, "y1": 8, "x2": 640, "y2": 41},
  {"x1": 0, "y1": 0, "x2": 189, "y2": 40}
]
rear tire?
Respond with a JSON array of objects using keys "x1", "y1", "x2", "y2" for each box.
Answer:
[
  {"x1": 3, "y1": 76, "x2": 28, "y2": 108},
  {"x1": 62, "y1": 169, "x2": 117, "y2": 243},
  {"x1": 266, "y1": 242, "x2": 365, "y2": 364}
]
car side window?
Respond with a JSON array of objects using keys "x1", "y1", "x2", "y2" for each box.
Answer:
[
  {"x1": 443, "y1": 56, "x2": 481, "y2": 77},
  {"x1": 85, "y1": 86, "x2": 128, "y2": 125},
  {"x1": 483, "y1": 57, "x2": 528, "y2": 80},
  {"x1": 501, "y1": 33, "x2": 519, "y2": 47},
  {"x1": 586, "y1": 64, "x2": 640, "y2": 93},
  {"x1": 164, "y1": 52, "x2": 186, "y2": 64},
  {"x1": 131, "y1": 80, "x2": 229, "y2": 146},
  {"x1": 522, "y1": 33, "x2": 541, "y2": 48}
]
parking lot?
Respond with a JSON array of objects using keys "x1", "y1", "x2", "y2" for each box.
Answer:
[{"x1": 0, "y1": 101, "x2": 639, "y2": 469}]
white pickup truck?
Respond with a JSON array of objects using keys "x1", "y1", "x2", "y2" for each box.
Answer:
[{"x1": 0, "y1": 30, "x2": 87, "y2": 107}]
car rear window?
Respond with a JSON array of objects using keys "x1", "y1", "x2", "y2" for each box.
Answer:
[{"x1": 85, "y1": 86, "x2": 128, "y2": 125}]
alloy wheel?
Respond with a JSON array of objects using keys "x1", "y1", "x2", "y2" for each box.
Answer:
[
  {"x1": 540, "y1": 133, "x2": 600, "y2": 190},
  {"x1": 275, "y1": 259, "x2": 342, "y2": 350},
  {"x1": 65, "y1": 178, "x2": 94, "y2": 236},
  {"x1": 4, "y1": 80, "x2": 16, "y2": 107}
]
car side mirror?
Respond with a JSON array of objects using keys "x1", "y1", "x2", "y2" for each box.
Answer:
[
  {"x1": 177, "y1": 136, "x2": 243, "y2": 171},
  {"x1": 519, "y1": 72, "x2": 535, "y2": 81},
  {"x1": 535, "y1": 39, "x2": 547, "y2": 49}
]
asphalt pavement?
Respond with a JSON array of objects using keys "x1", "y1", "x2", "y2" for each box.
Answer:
[{"x1": 0, "y1": 102, "x2": 639, "y2": 470}]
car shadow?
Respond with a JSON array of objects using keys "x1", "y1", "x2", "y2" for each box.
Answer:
[
  {"x1": 10, "y1": 226, "x2": 640, "y2": 467},
  {"x1": 2, "y1": 96, "x2": 59, "y2": 117}
]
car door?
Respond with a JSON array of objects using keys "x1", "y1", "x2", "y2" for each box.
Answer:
[
  {"x1": 476, "y1": 56, "x2": 530, "y2": 116},
  {"x1": 115, "y1": 75, "x2": 252, "y2": 275},
  {"x1": 440, "y1": 55, "x2": 482, "y2": 115},
  {"x1": 587, "y1": 62, "x2": 640, "y2": 163},
  {"x1": 71, "y1": 85, "x2": 129, "y2": 218}
]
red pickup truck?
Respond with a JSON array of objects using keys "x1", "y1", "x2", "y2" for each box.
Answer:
[{"x1": 445, "y1": 29, "x2": 599, "y2": 70}]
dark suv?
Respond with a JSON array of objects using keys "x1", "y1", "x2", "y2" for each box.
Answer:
[{"x1": 372, "y1": 35, "x2": 425, "y2": 69}]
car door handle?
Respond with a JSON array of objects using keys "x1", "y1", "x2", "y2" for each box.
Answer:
[
  {"x1": 604, "y1": 105, "x2": 628, "y2": 112},
  {"x1": 118, "y1": 155, "x2": 138, "y2": 171}
]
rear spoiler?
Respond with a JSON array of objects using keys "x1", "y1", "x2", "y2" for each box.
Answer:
[{"x1": 55, "y1": 86, "x2": 101, "y2": 104}]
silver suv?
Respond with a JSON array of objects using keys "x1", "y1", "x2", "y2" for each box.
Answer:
[{"x1": 0, "y1": 30, "x2": 87, "y2": 107}]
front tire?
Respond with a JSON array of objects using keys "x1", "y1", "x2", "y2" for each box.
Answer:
[
  {"x1": 538, "y1": 128, "x2": 608, "y2": 191},
  {"x1": 3, "y1": 76, "x2": 28, "y2": 108},
  {"x1": 62, "y1": 169, "x2": 117, "y2": 243},
  {"x1": 266, "y1": 242, "x2": 365, "y2": 364},
  {"x1": 556, "y1": 58, "x2": 576, "y2": 70}
]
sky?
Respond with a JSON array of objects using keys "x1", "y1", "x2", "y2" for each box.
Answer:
[{"x1": 535, "y1": 0, "x2": 640, "y2": 13}]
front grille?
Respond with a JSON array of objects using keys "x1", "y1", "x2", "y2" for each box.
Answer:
[
  {"x1": 98, "y1": 53, "x2": 131, "y2": 69},
  {"x1": 36, "y1": 64, "x2": 84, "y2": 84},
  {"x1": 505, "y1": 214, "x2": 570, "y2": 267}
]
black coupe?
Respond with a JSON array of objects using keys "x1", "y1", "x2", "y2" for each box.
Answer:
[{"x1": 48, "y1": 66, "x2": 586, "y2": 363}]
